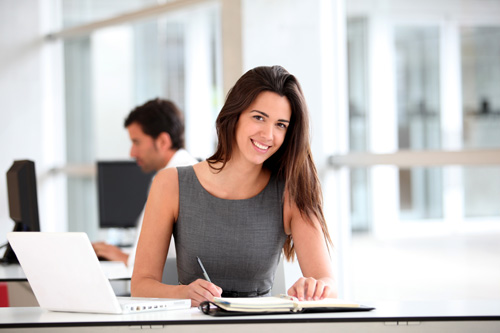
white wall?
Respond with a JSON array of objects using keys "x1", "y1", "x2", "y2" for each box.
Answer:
[{"x1": 0, "y1": 0, "x2": 65, "y2": 251}]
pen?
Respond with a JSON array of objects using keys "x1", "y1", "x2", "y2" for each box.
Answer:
[{"x1": 196, "y1": 256, "x2": 212, "y2": 283}]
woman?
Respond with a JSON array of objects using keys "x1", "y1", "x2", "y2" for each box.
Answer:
[{"x1": 131, "y1": 65, "x2": 336, "y2": 306}]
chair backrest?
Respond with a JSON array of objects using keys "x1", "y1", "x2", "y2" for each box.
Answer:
[
  {"x1": 162, "y1": 257, "x2": 179, "y2": 285},
  {"x1": 270, "y1": 257, "x2": 286, "y2": 295}
]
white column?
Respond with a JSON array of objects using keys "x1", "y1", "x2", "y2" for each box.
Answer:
[
  {"x1": 321, "y1": 0, "x2": 352, "y2": 299},
  {"x1": 40, "y1": 0, "x2": 67, "y2": 232},
  {"x1": 220, "y1": 0, "x2": 243, "y2": 96},
  {"x1": 368, "y1": 16, "x2": 400, "y2": 237},
  {"x1": 184, "y1": 6, "x2": 217, "y2": 159},
  {"x1": 440, "y1": 19, "x2": 464, "y2": 227}
]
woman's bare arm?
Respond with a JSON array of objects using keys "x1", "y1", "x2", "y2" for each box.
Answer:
[
  {"x1": 131, "y1": 168, "x2": 221, "y2": 306},
  {"x1": 283, "y1": 190, "x2": 337, "y2": 300}
]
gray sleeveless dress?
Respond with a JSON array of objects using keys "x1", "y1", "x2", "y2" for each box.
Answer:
[{"x1": 173, "y1": 166, "x2": 287, "y2": 297}]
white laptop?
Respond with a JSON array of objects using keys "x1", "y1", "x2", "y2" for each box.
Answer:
[{"x1": 7, "y1": 232, "x2": 191, "y2": 314}]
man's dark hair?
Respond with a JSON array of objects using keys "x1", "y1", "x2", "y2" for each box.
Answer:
[{"x1": 124, "y1": 98, "x2": 185, "y2": 149}]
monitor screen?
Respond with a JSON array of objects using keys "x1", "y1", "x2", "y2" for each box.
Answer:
[
  {"x1": 2, "y1": 160, "x2": 40, "y2": 264},
  {"x1": 97, "y1": 161, "x2": 154, "y2": 228}
]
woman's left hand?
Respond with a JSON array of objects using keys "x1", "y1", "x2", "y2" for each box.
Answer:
[{"x1": 287, "y1": 277, "x2": 335, "y2": 301}]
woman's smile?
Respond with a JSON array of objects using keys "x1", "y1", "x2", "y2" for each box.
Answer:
[{"x1": 251, "y1": 139, "x2": 270, "y2": 152}]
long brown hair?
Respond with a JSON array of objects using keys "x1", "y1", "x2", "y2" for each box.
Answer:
[{"x1": 207, "y1": 65, "x2": 332, "y2": 261}]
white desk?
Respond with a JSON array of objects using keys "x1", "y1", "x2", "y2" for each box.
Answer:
[
  {"x1": 0, "y1": 264, "x2": 26, "y2": 282},
  {"x1": 0, "y1": 301, "x2": 499, "y2": 332},
  {"x1": 0, "y1": 262, "x2": 130, "y2": 282}
]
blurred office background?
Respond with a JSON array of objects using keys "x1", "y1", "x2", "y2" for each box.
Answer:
[{"x1": 1, "y1": 0, "x2": 499, "y2": 302}]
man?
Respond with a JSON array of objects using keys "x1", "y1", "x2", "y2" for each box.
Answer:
[{"x1": 92, "y1": 98, "x2": 198, "y2": 269}]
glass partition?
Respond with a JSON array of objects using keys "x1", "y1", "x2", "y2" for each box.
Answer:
[
  {"x1": 394, "y1": 26, "x2": 443, "y2": 220},
  {"x1": 344, "y1": 0, "x2": 500, "y2": 301},
  {"x1": 461, "y1": 27, "x2": 500, "y2": 218}
]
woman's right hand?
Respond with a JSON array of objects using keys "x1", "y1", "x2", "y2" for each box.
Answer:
[{"x1": 182, "y1": 279, "x2": 223, "y2": 307}]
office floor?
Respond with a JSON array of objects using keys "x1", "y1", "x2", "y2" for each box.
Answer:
[{"x1": 348, "y1": 231, "x2": 500, "y2": 302}]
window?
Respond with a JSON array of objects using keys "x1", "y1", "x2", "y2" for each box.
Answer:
[
  {"x1": 344, "y1": 0, "x2": 500, "y2": 301},
  {"x1": 461, "y1": 27, "x2": 500, "y2": 218}
]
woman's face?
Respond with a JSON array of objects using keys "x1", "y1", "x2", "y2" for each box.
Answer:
[{"x1": 234, "y1": 91, "x2": 292, "y2": 166}]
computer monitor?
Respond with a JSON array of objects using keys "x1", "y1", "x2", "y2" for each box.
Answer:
[
  {"x1": 97, "y1": 161, "x2": 154, "y2": 229},
  {"x1": 2, "y1": 160, "x2": 40, "y2": 264}
]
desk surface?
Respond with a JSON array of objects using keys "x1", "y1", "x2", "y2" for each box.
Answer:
[
  {"x1": 0, "y1": 300, "x2": 499, "y2": 332},
  {"x1": 0, "y1": 262, "x2": 130, "y2": 281}
]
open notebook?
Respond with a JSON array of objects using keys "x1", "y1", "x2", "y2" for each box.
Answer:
[
  {"x1": 200, "y1": 295, "x2": 374, "y2": 316},
  {"x1": 7, "y1": 232, "x2": 190, "y2": 314}
]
